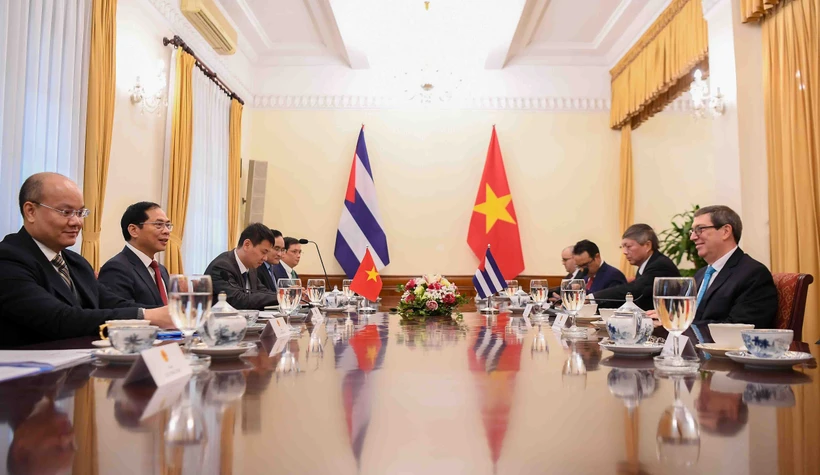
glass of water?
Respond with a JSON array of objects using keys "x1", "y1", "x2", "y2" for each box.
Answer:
[
  {"x1": 560, "y1": 278, "x2": 588, "y2": 339},
  {"x1": 504, "y1": 280, "x2": 519, "y2": 299},
  {"x1": 653, "y1": 277, "x2": 698, "y2": 372},
  {"x1": 168, "y1": 274, "x2": 213, "y2": 351},
  {"x1": 306, "y1": 278, "x2": 326, "y2": 306},
  {"x1": 529, "y1": 279, "x2": 549, "y2": 318},
  {"x1": 342, "y1": 278, "x2": 355, "y2": 309},
  {"x1": 277, "y1": 278, "x2": 303, "y2": 335}
]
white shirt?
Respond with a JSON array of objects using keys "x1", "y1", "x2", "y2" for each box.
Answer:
[
  {"x1": 33, "y1": 238, "x2": 59, "y2": 266},
  {"x1": 126, "y1": 243, "x2": 166, "y2": 294},
  {"x1": 638, "y1": 252, "x2": 652, "y2": 276},
  {"x1": 234, "y1": 250, "x2": 250, "y2": 289},
  {"x1": 280, "y1": 260, "x2": 295, "y2": 279},
  {"x1": 705, "y1": 246, "x2": 739, "y2": 289}
]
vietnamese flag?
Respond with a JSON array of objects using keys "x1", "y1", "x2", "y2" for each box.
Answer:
[
  {"x1": 467, "y1": 126, "x2": 524, "y2": 279},
  {"x1": 349, "y1": 248, "x2": 383, "y2": 301}
]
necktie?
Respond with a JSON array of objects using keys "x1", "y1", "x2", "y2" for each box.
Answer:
[
  {"x1": 242, "y1": 271, "x2": 250, "y2": 290},
  {"x1": 585, "y1": 274, "x2": 595, "y2": 291},
  {"x1": 149, "y1": 260, "x2": 168, "y2": 305},
  {"x1": 51, "y1": 254, "x2": 74, "y2": 291},
  {"x1": 696, "y1": 266, "x2": 716, "y2": 307},
  {"x1": 291, "y1": 269, "x2": 297, "y2": 279},
  {"x1": 268, "y1": 266, "x2": 278, "y2": 291}
]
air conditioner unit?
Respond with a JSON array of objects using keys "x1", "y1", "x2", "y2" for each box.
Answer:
[{"x1": 180, "y1": 0, "x2": 237, "y2": 55}]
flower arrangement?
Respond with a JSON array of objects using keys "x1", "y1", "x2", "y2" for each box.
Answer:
[{"x1": 397, "y1": 274, "x2": 469, "y2": 319}]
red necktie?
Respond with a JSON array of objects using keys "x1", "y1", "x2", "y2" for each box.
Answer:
[
  {"x1": 586, "y1": 274, "x2": 595, "y2": 291},
  {"x1": 149, "y1": 260, "x2": 168, "y2": 305}
]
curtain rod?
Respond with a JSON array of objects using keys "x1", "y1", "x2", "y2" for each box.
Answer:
[{"x1": 162, "y1": 35, "x2": 245, "y2": 106}]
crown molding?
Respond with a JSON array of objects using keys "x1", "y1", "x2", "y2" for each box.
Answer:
[
  {"x1": 253, "y1": 95, "x2": 613, "y2": 111},
  {"x1": 701, "y1": 0, "x2": 728, "y2": 19},
  {"x1": 146, "y1": 0, "x2": 254, "y2": 100}
]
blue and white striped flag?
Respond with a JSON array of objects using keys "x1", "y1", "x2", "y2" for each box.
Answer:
[
  {"x1": 473, "y1": 248, "x2": 508, "y2": 299},
  {"x1": 334, "y1": 127, "x2": 390, "y2": 278}
]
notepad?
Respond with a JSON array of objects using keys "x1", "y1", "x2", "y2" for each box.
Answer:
[{"x1": 0, "y1": 349, "x2": 94, "y2": 383}]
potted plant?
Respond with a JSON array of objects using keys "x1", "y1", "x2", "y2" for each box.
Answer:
[{"x1": 658, "y1": 205, "x2": 708, "y2": 277}]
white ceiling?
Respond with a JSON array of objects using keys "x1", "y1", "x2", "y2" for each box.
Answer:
[{"x1": 218, "y1": 0, "x2": 673, "y2": 69}]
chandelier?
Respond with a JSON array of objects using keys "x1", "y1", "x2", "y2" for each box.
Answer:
[
  {"x1": 689, "y1": 69, "x2": 725, "y2": 119},
  {"x1": 393, "y1": 66, "x2": 464, "y2": 105}
]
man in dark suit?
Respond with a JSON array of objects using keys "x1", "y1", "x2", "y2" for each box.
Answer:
[
  {"x1": 205, "y1": 223, "x2": 278, "y2": 310},
  {"x1": 280, "y1": 237, "x2": 302, "y2": 279},
  {"x1": 98, "y1": 202, "x2": 171, "y2": 306},
  {"x1": 257, "y1": 229, "x2": 285, "y2": 293},
  {"x1": 0, "y1": 173, "x2": 173, "y2": 348},
  {"x1": 690, "y1": 205, "x2": 777, "y2": 328},
  {"x1": 573, "y1": 239, "x2": 626, "y2": 293},
  {"x1": 592, "y1": 224, "x2": 681, "y2": 310},
  {"x1": 549, "y1": 245, "x2": 587, "y2": 300}
]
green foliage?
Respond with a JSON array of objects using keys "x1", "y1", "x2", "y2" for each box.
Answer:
[
  {"x1": 658, "y1": 204, "x2": 708, "y2": 275},
  {"x1": 396, "y1": 278, "x2": 469, "y2": 319}
]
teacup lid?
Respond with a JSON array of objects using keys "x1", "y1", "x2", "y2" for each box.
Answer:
[{"x1": 616, "y1": 293, "x2": 646, "y2": 317}]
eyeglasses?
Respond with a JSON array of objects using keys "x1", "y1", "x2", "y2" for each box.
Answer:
[
  {"x1": 139, "y1": 221, "x2": 174, "y2": 231},
  {"x1": 287, "y1": 249, "x2": 302, "y2": 255},
  {"x1": 35, "y1": 202, "x2": 90, "y2": 219},
  {"x1": 575, "y1": 259, "x2": 594, "y2": 269},
  {"x1": 689, "y1": 225, "x2": 719, "y2": 237}
]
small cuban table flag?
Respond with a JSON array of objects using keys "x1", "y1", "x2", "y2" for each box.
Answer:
[{"x1": 473, "y1": 246, "x2": 508, "y2": 299}]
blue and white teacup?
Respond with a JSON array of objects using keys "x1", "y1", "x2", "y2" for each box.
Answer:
[
  {"x1": 198, "y1": 314, "x2": 247, "y2": 347},
  {"x1": 741, "y1": 329, "x2": 793, "y2": 358},
  {"x1": 109, "y1": 325, "x2": 159, "y2": 354},
  {"x1": 606, "y1": 311, "x2": 641, "y2": 345}
]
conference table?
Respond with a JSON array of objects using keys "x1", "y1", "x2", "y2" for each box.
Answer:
[{"x1": 1, "y1": 300, "x2": 818, "y2": 474}]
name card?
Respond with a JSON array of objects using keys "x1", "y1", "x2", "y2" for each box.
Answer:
[
  {"x1": 552, "y1": 313, "x2": 569, "y2": 332},
  {"x1": 661, "y1": 334, "x2": 694, "y2": 357},
  {"x1": 124, "y1": 343, "x2": 191, "y2": 387},
  {"x1": 522, "y1": 304, "x2": 533, "y2": 319},
  {"x1": 262, "y1": 317, "x2": 290, "y2": 339}
]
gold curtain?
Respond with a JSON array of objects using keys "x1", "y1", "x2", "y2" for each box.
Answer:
[
  {"x1": 165, "y1": 49, "x2": 195, "y2": 275},
  {"x1": 609, "y1": 0, "x2": 709, "y2": 130},
  {"x1": 72, "y1": 380, "x2": 98, "y2": 475},
  {"x1": 764, "y1": 0, "x2": 820, "y2": 343},
  {"x1": 742, "y1": 0, "x2": 788, "y2": 22},
  {"x1": 227, "y1": 99, "x2": 243, "y2": 249},
  {"x1": 618, "y1": 124, "x2": 636, "y2": 279},
  {"x1": 80, "y1": 0, "x2": 117, "y2": 270}
]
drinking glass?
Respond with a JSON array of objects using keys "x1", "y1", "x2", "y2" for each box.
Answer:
[
  {"x1": 561, "y1": 340, "x2": 587, "y2": 391},
  {"x1": 529, "y1": 279, "x2": 549, "y2": 319},
  {"x1": 168, "y1": 275, "x2": 213, "y2": 352},
  {"x1": 656, "y1": 376, "x2": 700, "y2": 467},
  {"x1": 342, "y1": 279, "x2": 356, "y2": 309},
  {"x1": 653, "y1": 277, "x2": 698, "y2": 373},
  {"x1": 164, "y1": 378, "x2": 208, "y2": 473},
  {"x1": 504, "y1": 280, "x2": 519, "y2": 298},
  {"x1": 277, "y1": 278, "x2": 303, "y2": 335},
  {"x1": 306, "y1": 278, "x2": 326, "y2": 306},
  {"x1": 560, "y1": 278, "x2": 588, "y2": 339}
]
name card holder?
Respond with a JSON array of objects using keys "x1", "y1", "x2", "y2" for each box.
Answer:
[
  {"x1": 660, "y1": 334, "x2": 697, "y2": 357},
  {"x1": 261, "y1": 317, "x2": 291, "y2": 339},
  {"x1": 124, "y1": 343, "x2": 191, "y2": 387},
  {"x1": 552, "y1": 313, "x2": 569, "y2": 332}
]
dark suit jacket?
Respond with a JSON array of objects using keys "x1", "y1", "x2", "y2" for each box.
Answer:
[
  {"x1": 548, "y1": 269, "x2": 586, "y2": 296},
  {"x1": 587, "y1": 261, "x2": 627, "y2": 293},
  {"x1": 98, "y1": 246, "x2": 169, "y2": 307},
  {"x1": 693, "y1": 248, "x2": 778, "y2": 328},
  {"x1": 594, "y1": 252, "x2": 681, "y2": 310},
  {"x1": 257, "y1": 263, "x2": 275, "y2": 292},
  {"x1": 0, "y1": 228, "x2": 140, "y2": 348},
  {"x1": 205, "y1": 250, "x2": 277, "y2": 310}
]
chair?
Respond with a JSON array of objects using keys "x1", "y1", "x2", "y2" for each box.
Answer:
[{"x1": 771, "y1": 273, "x2": 814, "y2": 341}]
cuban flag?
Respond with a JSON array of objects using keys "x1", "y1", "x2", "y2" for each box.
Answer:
[
  {"x1": 335, "y1": 127, "x2": 390, "y2": 278},
  {"x1": 473, "y1": 247, "x2": 508, "y2": 299}
]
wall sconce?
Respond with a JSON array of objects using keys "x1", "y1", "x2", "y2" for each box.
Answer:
[
  {"x1": 690, "y1": 69, "x2": 725, "y2": 119},
  {"x1": 130, "y1": 60, "x2": 167, "y2": 115}
]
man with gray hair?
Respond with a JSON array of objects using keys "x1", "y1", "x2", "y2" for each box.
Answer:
[
  {"x1": 591, "y1": 223, "x2": 680, "y2": 310},
  {"x1": 689, "y1": 205, "x2": 777, "y2": 328}
]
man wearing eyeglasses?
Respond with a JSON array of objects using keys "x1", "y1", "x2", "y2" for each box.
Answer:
[
  {"x1": 0, "y1": 173, "x2": 174, "y2": 348},
  {"x1": 98, "y1": 202, "x2": 172, "y2": 306},
  {"x1": 689, "y1": 205, "x2": 777, "y2": 328},
  {"x1": 572, "y1": 239, "x2": 626, "y2": 293},
  {"x1": 257, "y1": 229, "x2": 287, "y2": 292},
  {"x1": 280, "y1": 237, "x2": 302, "y2": 279}
]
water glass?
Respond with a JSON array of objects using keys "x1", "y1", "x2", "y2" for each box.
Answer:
[
  {"x1": 560, "y1": 278, "x2": 588, "y2": 339},
  {"x1": 277, "y1": 278, "x2": 303, "y2": 335},
  {"x1": 653, "y1": 277, "x2": 697, "y2": 371},
  {"x1": 306, "y1": 278, "x2": 326, "y2": 306},
  {"x1": 504, "y1": 280, "x2": 519, "y2": 298},
  {"x1": 168, "y1": 274, "x2": 213, "y2": 351},
  {"x1": 529, "y1": 279, "x2": 549, "y2": 318},
  {"x1": 342, "y1": 279, "x2": 356, "y2": 309}
]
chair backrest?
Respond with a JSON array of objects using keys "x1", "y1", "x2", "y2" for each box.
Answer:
[{"x1": 771, "y1": 273, "x2": 814, "y2": 341}]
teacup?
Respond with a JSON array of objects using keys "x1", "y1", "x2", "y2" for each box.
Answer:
[
  {"x1": 109, "y1": 325, "x2": 159, "y2": 354},
  {"x1": 577, "y1": 303, "x2": 598, "y2": 318},
  {"x1": 198, "y1": 314, "x2": 247, "y2": 347},
  {"x1": 708, "y1": 323, "x2": 754, "y2": 349},
  {"x1": 606, "y1": 311, "x2": 641, "y2": 344},
  {"x1": 99, "y1": 319, "x2": 151, "y2": 340},
  {"x1": 598, "y1": 308, "x2": 616, "y2": 322},
  {"x1": 237, "y1": 310, "x2": 259, "y2": 325},
  {"x1": 741, "y1": 329, "x2": 793, "y2": 358}
]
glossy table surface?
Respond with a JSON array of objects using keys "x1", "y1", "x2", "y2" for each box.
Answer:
[{"x1": 1, "y1": 308, "x2": 819, "y2": 475}]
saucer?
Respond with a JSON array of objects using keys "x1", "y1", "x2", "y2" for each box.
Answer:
[
  {"x1": 696, "y1": 343, "x2": 742, "y2": 359},
  {"x1": 598, "y1": 340, "x2": 664, "y2": 357},
  {"x1": 92, "y1": 348, "x2": 140, "y2": 365},
  {"x1": 190, "y1": 342, "x2": 256, "y2": 359},
  {"x1": 726, "y1": 350, "x2": 813, "y2": 370},
  {"x1": 244, "y1": 323, "x2": 266, "y2": 334},
  {"x1": 92, "y1": 339, "x2": 162, "y2": 348},
  {"x1": 576, "y1": 315, "x2": 600, "y2": 322},
  {"x1": 592, "y1": 320, "x2": 607, "y2": 329}
]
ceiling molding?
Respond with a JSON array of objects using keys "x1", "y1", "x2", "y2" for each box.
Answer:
[
  {"x1": 253, "y1": 94, "x2": 613, "y2": 111},
  {"x1": 604, "y1": 0, "x2": 673, "y2": 67},
  {"x1": 496, "y1": 0, "x2": 552, "y2": 68},
  {"x1": 146, "y1": 0, "x2": 254, "y2": 100},
  {"x1": 235, "y1": 0, "x2": 274, "y2": 51},
  {"x1": 591, "y1": 0, "x2": 633, "y2": 48},
  {"x1": 701, "y1": 0, "x2": 728, "y2": 19},
  {"x1": 302, "y1": 0, "x2": 359, "y2": 68}
]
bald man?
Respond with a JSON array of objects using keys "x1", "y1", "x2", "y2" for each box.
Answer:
[{"x1": 0, "y1": 173, "x2": 173, "y2": 348}]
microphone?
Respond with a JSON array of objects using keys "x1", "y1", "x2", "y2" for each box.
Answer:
[{"x1": 300, "y1": 238, "x2": 329, "y2": 287}]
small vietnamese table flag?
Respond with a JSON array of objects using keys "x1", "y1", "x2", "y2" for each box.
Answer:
[
  {"x1": 349, "y1": 248, "x2": 383, "y2": 301},
  {"x1": 467, "y1": 126, "x2": 525, "y2": 279}
]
